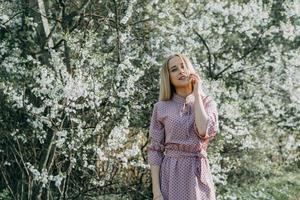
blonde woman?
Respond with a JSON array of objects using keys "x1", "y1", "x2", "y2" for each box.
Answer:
[{"x1": 147, "y1": 53, "x2": 219, "y2": 200}]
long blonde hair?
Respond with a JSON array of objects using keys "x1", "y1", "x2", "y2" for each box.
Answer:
[{"x1": 159, "y1": 53, "x2": 197, "y2": 101}]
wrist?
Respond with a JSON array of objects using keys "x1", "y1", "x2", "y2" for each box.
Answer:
[{"x1": 152, "y1": 186, "x2": 161, "y2": 194}]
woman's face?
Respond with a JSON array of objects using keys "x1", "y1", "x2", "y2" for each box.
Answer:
[{"x1": 168, "y1": 56, "x2": 191, "y2": 88}]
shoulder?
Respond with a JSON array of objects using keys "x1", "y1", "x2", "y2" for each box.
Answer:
[
  {"x1": 151, "y1": 101, "x2": 169, "y2": 122},
  {"x1": 153, "y1": 100, "x2": 171, "y2": 114},
  {"x1": 154, "y1": 100, "x2": 169, "y2": 109}
]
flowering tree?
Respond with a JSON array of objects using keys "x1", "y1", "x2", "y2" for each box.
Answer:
[{"x1": 0, "y1": 0, "x2": 299, "y2": 199}]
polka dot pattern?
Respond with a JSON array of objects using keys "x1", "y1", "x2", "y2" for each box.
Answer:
[{"x1": 147, "y1": 93, "x2": 219, "y2": 200}]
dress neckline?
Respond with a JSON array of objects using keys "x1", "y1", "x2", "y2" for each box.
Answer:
[
  {"x1": 172, "y1": 92, "x2": 210, "y2": 104},
  {"x1": 172, "y1": 92, "x2": 195, "y2": 104}
]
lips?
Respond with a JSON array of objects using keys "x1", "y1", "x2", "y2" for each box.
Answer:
[{"x1": 179, "y1": 76, "x2": 187, "y2": 80}]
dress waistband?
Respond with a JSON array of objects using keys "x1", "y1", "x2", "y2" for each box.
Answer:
[
  {"x1": 163, "y1": 143, "x2": 209, "y2": 186},
  {"x1": 164, "y1": 143, "x2": 203, "y2": 153},
  {"x1": 164, "y1": 143, "x2": 207, "y2": 158}
]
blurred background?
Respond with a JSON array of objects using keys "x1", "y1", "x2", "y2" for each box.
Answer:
[{"x1": 0, "y1": 0, "x2": 299, "y2": 199}]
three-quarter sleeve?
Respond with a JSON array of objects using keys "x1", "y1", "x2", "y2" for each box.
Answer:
[
  {"x1": 147, "y1": 103, "x2": 165, "y2": 166},
  {"x1": 194, "y1": 97, "x2": 219, "y2": 140}
]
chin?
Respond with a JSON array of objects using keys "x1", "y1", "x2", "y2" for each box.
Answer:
[{"x1": 175, "y1": 82, "x2": 190, "y2": 87}]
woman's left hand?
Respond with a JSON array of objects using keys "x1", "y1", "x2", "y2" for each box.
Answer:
[{"x1": 189, "y1": 73, "x2": 205, "y2": 97}]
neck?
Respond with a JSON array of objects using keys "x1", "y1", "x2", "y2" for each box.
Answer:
[
  {"x1": 174, "y1": 84, "x2": 193, "y2": 97},
  {"x1": 175, "y1": 87, "x2": 207, "y2": 99}
]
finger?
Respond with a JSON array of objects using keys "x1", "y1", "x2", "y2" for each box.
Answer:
[
  {"x1": 190, "y1": 75, "x2": 199, "y2": 81},
  {"x1": 190, "y1": 73, "x2": 199, "y2": 79},
  {"x1": 189, "y1": 74, "x2": 196, "y2": 79},
  {"x1": 189, "y1": 76, "x2": 196, "y2": 82}
]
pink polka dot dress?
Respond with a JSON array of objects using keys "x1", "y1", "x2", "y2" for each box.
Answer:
[{"x1": 147, "y1": 92, "x2": 219, "y2": 200}]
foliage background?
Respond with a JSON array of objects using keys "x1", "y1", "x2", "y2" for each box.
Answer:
[{"x1": 0, "y1": 0, "x2": 299, "y2": 199}]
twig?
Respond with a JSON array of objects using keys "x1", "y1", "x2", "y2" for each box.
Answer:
[{"x1": 193, "y1": 30, "x2": 213, "y2": 76}]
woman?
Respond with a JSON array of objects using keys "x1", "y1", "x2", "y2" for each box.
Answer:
[{"x1": 147, "y1": 53, "x2": 219, "y2": 200}]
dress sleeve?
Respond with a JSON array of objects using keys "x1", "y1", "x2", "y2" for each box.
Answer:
[
  {"x1": 194, "y1": 96, "x2": 219, "y2": 140},
  {"x1": 147, "y1": 103, "x2": 165, "y2": 166}
]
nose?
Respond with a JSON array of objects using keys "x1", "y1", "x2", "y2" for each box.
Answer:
[
  {"x1": 179, "y1": 66, "x2": 185, "y2": 74},
  {"x1": 179, "y1": 67, "x2": 186, "y2": 75}
]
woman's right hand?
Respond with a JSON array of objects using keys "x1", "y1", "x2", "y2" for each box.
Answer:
[{"x1": 153, "y1": 192, "x2": 164, "y2": 200}]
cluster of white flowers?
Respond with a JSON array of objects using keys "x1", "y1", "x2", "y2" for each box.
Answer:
[
  {"x1": 283, "y1": 0, "x2": 300, "y2": 18},
  {"x1": 96, "y1": 147, "x2": 108, "y2": 161},
  {"x1": 26, "y1": 163, "x2": 65, "y2": 188},
  {"x1": 220, "y1": 102, "x2": 241, "y2": 120},
  {"x1": 115, "y1": 57, "x2": 144, "y2": 99},
  {"x1": 240, "y1": 135, "x2": 257, "y2": 150},
  {"x1": 56, "y1": 130, "x2": 68, "y2": 148},
  {"x1": 106, "y1": 125, "x2": 129, "y2": 151},
  {"x1": 63, "y1": 75, "x2": 88, "y2": 101},
  {"x1": 124, "y1": 143, "x2": 139, "y2": 158},
  {"x1": 0, "y1": 2, "x2": 14, "y2": 25},
  {"x1": 204, "y1": 0, "x2": 270, "y2": 26},
  {"x1": 32, "y1": 68, "x2": 56, "y2": 96},
  {"x1": 280, "y1": 20, "x2": 297, "y2": 40},
  {"x1": 53, "y1": 173, "x2": 64, "y2": 188},
  {"x1": 120, "y1": 0, "x2": 137, "y2": 25}
]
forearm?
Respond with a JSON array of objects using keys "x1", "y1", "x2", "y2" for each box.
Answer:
[
  {"x1": 194, "y1": 94, "x2": 209, "y2": 137},
  {"x1": 150, "y1": 165, "x2": 161, "y2": 194}
]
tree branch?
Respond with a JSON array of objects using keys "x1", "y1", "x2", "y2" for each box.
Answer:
[
  {"x1": 193, "y1": 30, "x2": 213, "y2": 77},
  {"x1": 215, "y1": 28, "x2": 266, "y2": 79}
]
